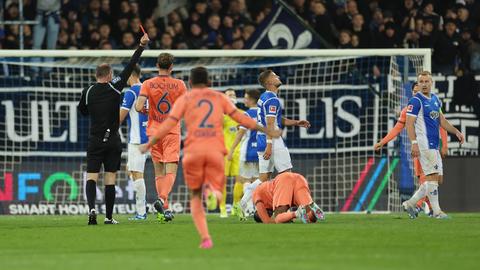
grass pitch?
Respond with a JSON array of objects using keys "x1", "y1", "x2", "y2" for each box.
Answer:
[{"x1": 1, "y1": 213, "x2": 479, "y2": 270}]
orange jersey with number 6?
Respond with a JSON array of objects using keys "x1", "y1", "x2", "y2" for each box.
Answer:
[{"x1": 139, "y1": 75, "x2": 187, "y2": 135}]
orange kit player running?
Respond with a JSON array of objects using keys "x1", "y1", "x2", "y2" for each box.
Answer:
[
  {"x1": 135, "y1": 53, "x2": 187, "y2": 222},
  {"x1": 140, "y1": 67, "x2": 282, "y2": 249},
  {"x1": 253, "y1": 172, "x2": 325, "y2": 224},
  {"x1": 374, "y1": 82, "x2": 448, "y2": 215}
]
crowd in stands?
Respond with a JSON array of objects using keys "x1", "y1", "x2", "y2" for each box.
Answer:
[{"x1": 1, "y1": 0, "x2": 480, "y2": 75}]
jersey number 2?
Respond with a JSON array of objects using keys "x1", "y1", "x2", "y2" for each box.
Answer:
[{"x1": 197, "y1": 99, "x2": 214, "y2": 128}]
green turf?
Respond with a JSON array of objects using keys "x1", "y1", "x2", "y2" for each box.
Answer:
[{"x1": 1, "y1": 213, "x2": 479, "y2": 270}]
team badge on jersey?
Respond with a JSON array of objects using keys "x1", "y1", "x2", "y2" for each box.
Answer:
[
  {"x1": 406, "y1": 105, "x2": 413, "y2": 112},
  {"x1": 429, "y1": 111, "x2": 439, "y2": 119},
  {"x1": 269, "y1": 105, "x2": 277, "y2": 113}
]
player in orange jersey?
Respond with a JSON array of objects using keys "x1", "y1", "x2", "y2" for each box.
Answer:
[
  {"x1": 135, "y1": 53, "x2": 187, "y2": 222},
  {"x1": 374, "y1": 82, "x2": 448, "y2": 215},
  {"x1": 252, "y1": 172, "x2": 324, "y2": 224},
  {"x1": 140, "y1": 66, "x2": 282, "y2": 249}
]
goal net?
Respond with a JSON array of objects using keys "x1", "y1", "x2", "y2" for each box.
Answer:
[{"x1": 0, "y1": 49, "x2": 430, "y2": 215}]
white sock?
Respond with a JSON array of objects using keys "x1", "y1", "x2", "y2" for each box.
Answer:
[
  {"x1": 240, "y1": 179, "x2": 261, "y2": 209},
  {"x1": 425, "y1": 181, "x2": 442, "y2": 215},
  {"x1": 133, "y1": 179, "x2": 146, "y2": 215},
  {"x1": 407, "y1": 183, "x2": 427, "y2": 207}
]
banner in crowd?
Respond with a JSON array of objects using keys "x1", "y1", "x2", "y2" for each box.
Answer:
[{"x1": 245, "y1": 2, "x2": 323, "y2": 49}]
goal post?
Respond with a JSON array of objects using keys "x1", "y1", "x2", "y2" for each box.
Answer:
[{"x1": 0, "y1": 48, "x2": 431, "y2": 215}]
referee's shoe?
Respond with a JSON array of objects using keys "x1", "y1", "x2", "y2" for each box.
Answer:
[{"x1": 88, "y1": 209, "x2": 97, "y2": 225}]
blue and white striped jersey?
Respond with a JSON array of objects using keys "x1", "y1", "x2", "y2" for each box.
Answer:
[
  {"x1": 239, "y1": 107, "x2": 259, "y2": 162},
  {"x1": 121, "y1": 83, "x2": 148, "y2": 144},
  {"x1": 256, "y1": 91, "x2": 282, "y2": 152},
  {"x1": 406, "y1": 92, "x2": 442, "y2": 150}
]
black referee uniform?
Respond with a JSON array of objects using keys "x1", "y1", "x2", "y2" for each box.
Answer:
[{"x1": 78, "y1": 45, "x2": 144, "y2": 224}]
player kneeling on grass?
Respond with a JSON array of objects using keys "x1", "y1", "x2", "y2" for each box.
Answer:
[{"x1": 253, "y1": 172, "x2": 325, "y2": 224}]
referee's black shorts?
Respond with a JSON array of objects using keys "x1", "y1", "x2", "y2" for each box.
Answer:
[{"x1": 86, "y1": 135, "x2": 122, "y2": 173}]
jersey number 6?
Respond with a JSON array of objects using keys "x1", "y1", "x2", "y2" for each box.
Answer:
[{"x1": 156, "y1": 92, "x2": 171, "y2": 114}]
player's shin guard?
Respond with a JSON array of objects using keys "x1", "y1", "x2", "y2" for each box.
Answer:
[
  {"x1": 105, "y1": 185, "x2": 116, "y2": 220},
  {"x1": 190, "y1": 196, "x2": 211, "y2": 241},
  {"x1": 86, "y1": 180, "x2": 96, "y2": 211},
  {"x1": 133, "y1": 179, "x2": 146, "y2": 215},
  {"x1": 425, "y1": 181, "x2": 442, "y2": 215}
]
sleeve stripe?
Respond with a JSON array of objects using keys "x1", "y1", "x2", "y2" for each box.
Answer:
[
  {"x1": 85, "y1": 85, "x2": 94, "y2": 105},
  {"x1": 397, "y1": 121, "x2": 405, "y2": 124},
  {"x1": 107, "y1": 82, "x2": 121, "y2": 94},
  {"x1": 406, "y1": 113, "x2": 417, "y2": 117},
  {"x1": 120, "y1": 107, "x2": 130, "y2": 111}
]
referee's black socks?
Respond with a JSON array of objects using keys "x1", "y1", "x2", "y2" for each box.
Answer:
[
  {"x1": 86, "y1": 180, "x2": 96, "y2": 211},
  {"x1": 105, "y1": 185, "x2": 116, "y2": 220}
]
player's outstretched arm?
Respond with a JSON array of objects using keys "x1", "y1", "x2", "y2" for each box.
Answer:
[
  {"x1": 374, "y1": 120, "x2": 405, "y2": 151},
  {"x1": 282, "y1": 117, "x2": 311, "y2": 128},
  {"x1": 227, "y1": 128, "x2": 246, "y2": 161},
  {"x1": 112, "y1": 33, "x2": 150, "y2": 90},
  {"x1": 440, "y1": 114, "x2": 464, "y2": 144}
]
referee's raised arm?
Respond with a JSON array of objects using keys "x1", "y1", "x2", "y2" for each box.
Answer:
[{"x1": 111, "y1": 33, "x2": 150, "y2": 91}]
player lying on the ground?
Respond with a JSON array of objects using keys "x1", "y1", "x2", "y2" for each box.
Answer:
[
  {"x1": 373, "y1": 82, "x2": 449, "y2": 216},
  {"x1": 253, "y1": 172, "x2": 325, "y2": 224}
]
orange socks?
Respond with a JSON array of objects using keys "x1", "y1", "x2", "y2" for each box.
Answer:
[
  {"x1": 155, "y1": 174, "x2": 176, "y2": 209},
  {"x1": 190, "y1": 196, "x2": 210, "y2": 241}
]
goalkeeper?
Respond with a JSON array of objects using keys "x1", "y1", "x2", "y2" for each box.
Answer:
[{"x1": 78, "y1": 33, "x2": 149, "y2": 225}]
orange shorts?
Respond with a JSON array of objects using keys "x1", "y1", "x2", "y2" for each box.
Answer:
[
  {"x1": 292, "y1": 177, "x2": 313, "y2": 206},
  {"x1": 151, "y1": 133, "x2": 180, "y2": 163},
  {"x1": 182, "y1": 151, "x2": 225, "y2": 191},
  {"x1": 273, "y1": 175, "x2": 312, "y2": 209}
]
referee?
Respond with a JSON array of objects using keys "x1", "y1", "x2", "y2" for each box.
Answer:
[{"x1": 78, "y1": 33, "x2": 149, "y2": 225}]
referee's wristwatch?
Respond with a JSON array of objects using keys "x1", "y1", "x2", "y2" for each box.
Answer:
[{"x1": 411, "y1": 140, "x2": 418, "y2": 144}]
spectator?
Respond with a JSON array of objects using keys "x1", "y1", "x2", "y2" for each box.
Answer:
[
  {"x1": 99, "y1": 23, "x2": 116, "y2": 48},
  {"x1": 351, "y1": 13, "x2": 370, "y2": 48},
  {"x1": 420, "y1": 1, "x2": 441, "y2": 31},
  {"x1": 419, "y1": 19, "x2": 437, "y2": 48},
  {"x1": 57, "y1": 30, "x2": 70, "y2": 49},
  {"x1": 130, "y1": 17, "x2": 143, "y2": 40},
  {"x1": 120, "y1": 32, "x2": 135, "y2": 49},
  {"x1": 241, "y1": 24, "x2": 255, "y2": 42},
  {"x1": 160, "y1": 33, "x2": 174, "y2": 49},
  {"x1": 310, "y1": 0, "x2": 337, "y2": 46},
  {"x1": 377, "y1": 22, "x2": 401, "y2": 48},
  {"x1": 206, "y1": 14, "x2": 221, "y2": 48},
  {"x1": 338, "y1": 29, "x2": 353, "y2": 48},
  {"x1": 433, "y1": 19, "x2": 461, "y2": 75},
  {"x1": 222, "y1": 15, "x2": 235, "y2": 45},
  {"x1": 187, "y1": 23, "x2": 206, "y2": 49},
  {"x1": 33, "y1": 0, "x2": 60, "y2": 50}
]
